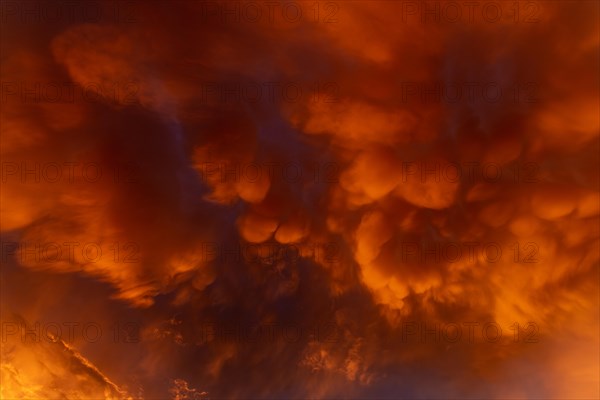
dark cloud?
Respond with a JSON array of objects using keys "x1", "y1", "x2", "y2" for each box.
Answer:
[{"x1": 1, "y1": 1, "x2": 598, "y2": 398}]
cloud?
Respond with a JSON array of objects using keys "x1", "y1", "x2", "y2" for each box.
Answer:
[{"x1": 1, "y1": 0, "x2": 598, "y2": 398}]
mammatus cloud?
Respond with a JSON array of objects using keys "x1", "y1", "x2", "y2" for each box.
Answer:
[{"x1": 1, "y1": 0, "x2": 598, "y2": 398}]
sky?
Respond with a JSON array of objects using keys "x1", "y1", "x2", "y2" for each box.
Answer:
[{"x1": 1, "y1": 1, "x2": 599, "y2": 399}]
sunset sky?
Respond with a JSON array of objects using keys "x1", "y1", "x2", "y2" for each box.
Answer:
[{"x1": 1, "y1": 1, "x2": 599, "y2": 399}]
